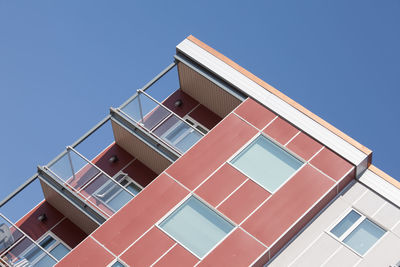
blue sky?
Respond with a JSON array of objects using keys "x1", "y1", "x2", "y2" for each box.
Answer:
[{"x1": 0, "y1": 0, "x2": 399, "y2": 201}]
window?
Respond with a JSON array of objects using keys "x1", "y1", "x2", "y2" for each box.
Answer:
[
  {"x1": 94, "y1": 172, "x2": 142, "y2": 212},
  {"x1": 184, "y1": 115, "x2": 209, "y2": 135},
  {"x1": 230, "y1": 135, "x2": 303, "y2": 192},
  {"x1": 21, "y1": 232, "x2": 70, "y2": 266},
  {"x1": 109, "y1": 260, "x2": 126, "y2": 267},
  {"x1": 159, "y1": 196, "x2": 234, "y2": 258},
  {"x1": 330, "y1": 210, "x2": 386, "y2": 255},
  {"x1": 160, "y1": 119, "x2": 202, "y2": 153}
]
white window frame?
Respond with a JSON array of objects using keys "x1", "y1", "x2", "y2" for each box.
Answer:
[
  {"x1": 19, "y1": 231, "x2": 71, "y2": 265},
  {"x1": 156, "y1": 194, "x2": 236, "y2": 260},
  {"x1": 183, "y1": 115, "x2": 210, "y2": 134},
  {"x1": 93, "y1": 171, "x2": 143, "y2": 212},
  {"x1": 327, "y1": 208, "x2": 387, "y2": 256},
  {"x1": 107, "y1": 258, "x2": 128, "y2": 267},
  {"x1": 228, "y1": 133, "x2": 305, "y2": 194}
]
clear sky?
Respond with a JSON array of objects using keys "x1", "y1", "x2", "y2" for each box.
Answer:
[{"x1": 0, "y1": 0, "x2": 399, "y2": 201}]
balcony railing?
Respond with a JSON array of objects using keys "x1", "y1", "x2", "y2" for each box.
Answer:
[
  {"x1": 118, "y1": 90, "x2": 204, "y2": 155},
  {"x1": 0, "y1": 178, "x2": 61, "y2": 267},
  {"x1": 45, "y1": 146, "x2": 138, "y2": 219}
]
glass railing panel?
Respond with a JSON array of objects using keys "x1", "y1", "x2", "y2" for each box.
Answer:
[
  {"x1": 47, "y1": 148, "x2": 136, "y2": 219},
  {"x1": 121, "y1": 93, "x2": 171, "y2": 131},
  {"x1": 78, "y1": 174, "x2": 134, "y2": 217},
  {"x1": 48, "y1": 150, "x2": 100, "y2": 187}
]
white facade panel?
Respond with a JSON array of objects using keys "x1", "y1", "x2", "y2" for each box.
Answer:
[
  {"x1": 177, "y1": 39, "x2": 368, "y2": 174},
  {"x1": 359, "y1": 169, "x2": 400, "y2": 208},
  {"x1": 322, "y1": 246, "x2": 360, "y2": 267}
]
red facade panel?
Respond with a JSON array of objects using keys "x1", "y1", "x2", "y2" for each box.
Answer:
[
  {"x1": 242, "y1": 164, "x2": 334, "y2": 246},
  {"x1": 166, "y1": 114, "x2": 258, "y2": 190},
  {"x1": 55, "y1": 237, "x2": 114, "y2": 267},
  {"x1": 218, "y1": 180, "x2": 271, "y2": 224},
  {"x1": 120, "y1": 227, "x2": 175, "y2": 267},
  {"x1": 153, "y1": 244, "x2": 199, "y2": 267},
  {"x1": 310, "y1": 147, "x2": 354, "y2": 181},
  {"x1": 234, "y1": 98, "x2": 276, "y2": 130},
  {"x1": 286, "y1": 132, "x2": 323, "y2": 161},
  {"x1": 263, "y1": 117, "x2": 299, "y2": 145},
  {"x1": 198, "y1": 228, "x2": 265, "y2": 267},
  {"x1": 195, "y1": 163, "x2": 247, "y2": 207},
  {"x1": 92, "y1": 174, "x2": 189, "y2": 255}
]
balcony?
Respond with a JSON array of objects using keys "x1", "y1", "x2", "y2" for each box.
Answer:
[{"x1": 0, "y1": 56, "x2": 246, "y2": 266}]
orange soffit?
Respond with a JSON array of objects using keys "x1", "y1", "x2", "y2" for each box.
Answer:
[
  {"x1": 185, "y1": 35, "x2": 372, "y2": 157},
  {"x1": 369, "y1": 165, "x2": 400, "y2": 190}
]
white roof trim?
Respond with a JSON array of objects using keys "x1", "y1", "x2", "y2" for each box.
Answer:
[
  {"x1": 176, "y1": 39, "x2": 368, "y2": 175},
  {"x1": 359, "y1": 170, "x2": 400, "y2": 207}
]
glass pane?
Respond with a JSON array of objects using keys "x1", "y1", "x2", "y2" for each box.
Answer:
[
  {"x1": 50, "y1": 243, "x2": 70, "y2": 260},
  {"x1": 343, "y1": 219, "x2": 385, "y2": 255},
  {"x1": 159, "y1": 196, "x2": 234, "y2": 258},
  {"x1": 39, "y1": 236, "x2": 56, "y2": 250},
  {"x1": 126, "y1": 183, "x2": 141, "y2": 195},
  {"x1": 231, "y1": 136, "x2": 303, "y2": 192},
  {"x1": 107, "y1": 190, "x2": 133, "y2": 212},
  {"x1": 24, "y1": 245, "x2": 45, "y2": 262},
  {"x1": 175, "y1": 130, "x2": 202, "y2": 152},
  {"x1": 111, "y1": 261, "x2": 125, "y2": 267},
  {"x1": 33, "y1": 254, "x2": 56, "y2": 267},
  {"x1": 165, "y1": 123, "x2": 190, "y2": 144},
  {"x1": 331, "y1": 210, "x2": 361, "y2": 238}
]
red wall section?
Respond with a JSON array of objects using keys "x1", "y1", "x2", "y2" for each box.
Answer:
[
  {"x1": 242, "y1": 164, "x2": 334, "y2": 246},
  {"x1": 163, "y1": 89, "x2": 199, "y2": 118},
  {"x1": 198, "y1": 228, "x2": 265, "y2": 267},
  {"x1": 189, "y1": 104, "x2": 221, "y2": 130},
  {"x1": 52, "y1": 219, "x2": 87, "y2": 249},
  {"x1": 218, "y1": 179, "x2": 270, "y2": 224},
  {"x1": 120, "y1": 227, "x2": 175, "y2": 267},
  {"x1": 286, "y1": 132, "x2": 323, "y2": 161},
  {"x1": 153, "y1": 244, "x2": 199, "y2": 267},
  {"x1": 263, "y1": 117, "x2": 299, "y2": 145},
  {"x1": 92, "y1": 174, "x2": 189, "y2": 255},
  {"x1": 92, "y1": 143, "x2": 134, "y2": 177},
  {"x1": 195, "y1": 163, "x2": 247, "y2": 207},
  {"x1": 234, "y1": 98, "x2": 276, "y2": 130},
  {"x1": 310, "y1": 147, "x2": 354, "y2": 181},
  {"x1": 166, "y1": 114, "x2": 258, "y2": 190},
  {"x1": 16, "y1": 201, "x2": 63, "y2": 241},
  {"x1": 55, "y1": 237, "x2": 114, "y2": 267}
]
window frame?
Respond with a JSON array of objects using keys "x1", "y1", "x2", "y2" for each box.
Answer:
[
  {"x1": 183, "y1": 114, "x2": 210, "y2": 135},
  {"x1": 228, "y1": 133, "x2": 305, "y2": 194},
  {"x1": 19, "y1": 231, "x2": 71, "y2": 265},
  {"x1": 93, "y1": 171, "x2": 143, "y2": 212},
  {"x1": 327, "y1": 208, "x2": 387, "y2": 256},
  {"x1": 107, "y1": 258, "x2": 128, "y2": 267},
  {"x1": 156, "y1": 194, "x2": 236, "y2": 259}
]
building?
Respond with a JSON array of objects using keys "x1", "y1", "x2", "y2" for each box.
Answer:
[{"x1": 0, "y1": 36, "x2": 399, "y2": 267}]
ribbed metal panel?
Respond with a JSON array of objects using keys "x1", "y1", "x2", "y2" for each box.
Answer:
[
  {"x1": 178, "y1": 62, "x2": 241, "y2": 118},
  {"x1": 111, "y1": 120, "x2": 172, "y2": 174}
]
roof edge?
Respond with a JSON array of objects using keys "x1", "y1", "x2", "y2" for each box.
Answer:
[
  {"x1": 186, "y1": 35, "x2": 372, "y2": 158},
  {"x1": 369, "y1": 165, "x2": 400, "y2": 190}
]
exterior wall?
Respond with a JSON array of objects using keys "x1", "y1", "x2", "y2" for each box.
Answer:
[
  {"x1": 13, "y1": 201, "x2": 87, "y2": 251},
  {"x1": 57, "y1": 98, "x2": 357, "y2": 266},
  {"x1": 269, "y1": 181, "x2": 400, "y2": 266}
]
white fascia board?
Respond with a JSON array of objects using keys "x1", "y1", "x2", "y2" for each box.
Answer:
[
  {"x1": 359, "y1": 170, "x2": 400, "y2": 208},
  {"x1": 177, "y1": 39, "x2": 368, "y2": 174}
]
